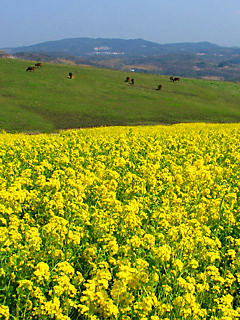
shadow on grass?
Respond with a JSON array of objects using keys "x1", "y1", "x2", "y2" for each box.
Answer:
[{"x1": 20, "y1": 105, "x2": 133, "y2": 130}]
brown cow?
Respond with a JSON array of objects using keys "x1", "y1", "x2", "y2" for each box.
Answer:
[
  {"x1": 131, "y1": 78, "x2": 135, "y2": 85},
  {"x1": 170, "y1": 76, "x2": 181, "y2": 82},
  {"x1": 174, "y1": 77, "x2": 181, "y2": 82},
  {"x1": 156, "y1": 84, "x2": 162, "y2": 90},
  {"x1": 35, "y1": 62, "x2": 42, "y2": 67},
  {"x1": 26, "y1": 66, "x2": 35, "y2": 71},
  {"x1": 125, "y1": 76, "x2": 130, "y2": 82},
  {"x1": 69, "y1": 72, "x2": 73, "y2": 79}
]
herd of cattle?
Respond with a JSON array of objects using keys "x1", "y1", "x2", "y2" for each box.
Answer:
[
  {"x1": 26, "y1": 63, "x2": 74, "y2": 79},
  {"x1": 124, "y1": 75, "x2": 181, "y2": 91},
  {"x1": 26, "y1": 62, "x2": 42, "y2": 71},
  {"x1": 26, "y1": 62, "x2": 181, "y2": 90}
]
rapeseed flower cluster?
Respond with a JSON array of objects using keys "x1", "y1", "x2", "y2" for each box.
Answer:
[{"x1": 1, "y1": 123, "x2": 240, "y2": 319}]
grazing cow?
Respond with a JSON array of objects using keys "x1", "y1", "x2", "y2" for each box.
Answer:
[
  {"x1": 35, "y1": 62, "x2": 42, "y2": 68},
  {"x1": 26, "y1": 66, "x2": 35, "y2": 71},
  {"x1": 174, "y1": 77, "x2": 180, "y2": 82},
  {"x1": 125, "y1": 76, "x2": 130, "y2": 82},
  {"x1": 131, "y1": 78, "x2": 135, "y2": 85},
  {"x1": 156, "y1": 84, "x2": 162, "y2": 90},
  {"x1": 170, "y1": 76, "x2": 181, "y2": 82},
  {"x1": 69, "y1": 72, "x2": 73, "y2": 79}
]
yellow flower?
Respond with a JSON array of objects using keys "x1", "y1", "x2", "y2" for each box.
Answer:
[
  {"x1": 153, "y1": 245, "x2": 172, "y2": 262},
  {"x1": 34, "y1": 262, "x2": 50, "y2": 283},
  {"x1": 189, "y1": 259, "x2": 199, "y2": 269},
  {"x1": 173, "y1": 259, "x2": 184, "y2": 272},
  {"x1": 0, "y1": 305, "x2": 9, "y2": 320},
  {"x1": 55, "y1": 261, "x2": 75, "y2": 278},
  {"x1": 18, "y1": 280, "x2": 33, "y2": 291},
  {"x1": 2, "y1": 124, "x2": 240, "y2": 319},
  {"x1": 0, "y1": 268, "x2": 5, "y2": 278}
]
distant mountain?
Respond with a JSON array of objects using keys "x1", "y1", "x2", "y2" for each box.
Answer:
[
  {"x1": 3, "y1": 38, "x2": 240, "y2": 81},
  {"x1": 5, "y1": 37, "x2": 240, "y2": 57}
]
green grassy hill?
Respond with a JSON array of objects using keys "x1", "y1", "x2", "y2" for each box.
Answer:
[{"x1": 0, "y1": 58, "x2": 240, "y2": 132}]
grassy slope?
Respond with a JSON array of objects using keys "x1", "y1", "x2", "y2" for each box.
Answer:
[{"x1": 0, "y1": 58, "x2": 240, "y2": 132}]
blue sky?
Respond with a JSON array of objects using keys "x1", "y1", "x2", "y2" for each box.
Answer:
[{"x1": 1, "y1": 0, "x2": 240, "y2": 48}]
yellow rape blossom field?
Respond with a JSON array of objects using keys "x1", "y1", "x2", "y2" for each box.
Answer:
[{"x1": 1, "y1": 123, "x2": 240, "y2": 320}]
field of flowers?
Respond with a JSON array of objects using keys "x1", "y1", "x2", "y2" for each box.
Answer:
[{"x1": 0, "y1": 123, "x2": 240, "y2": 320}]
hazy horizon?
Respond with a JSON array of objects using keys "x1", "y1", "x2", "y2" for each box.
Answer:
[
  {"x1": 1, "y1": 0, "x2": 240, "y2": 48},
  {"x1": 2, "y1": 37, "x2": 240, "y2": 50}
]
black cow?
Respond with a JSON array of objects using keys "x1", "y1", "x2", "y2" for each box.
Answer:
[
  {"x1": 174, "y1": 77, "x2": 181, "y2": 82},
  {"x1": 26, "y1": 66, "x2": 35, "y2": 71}
]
